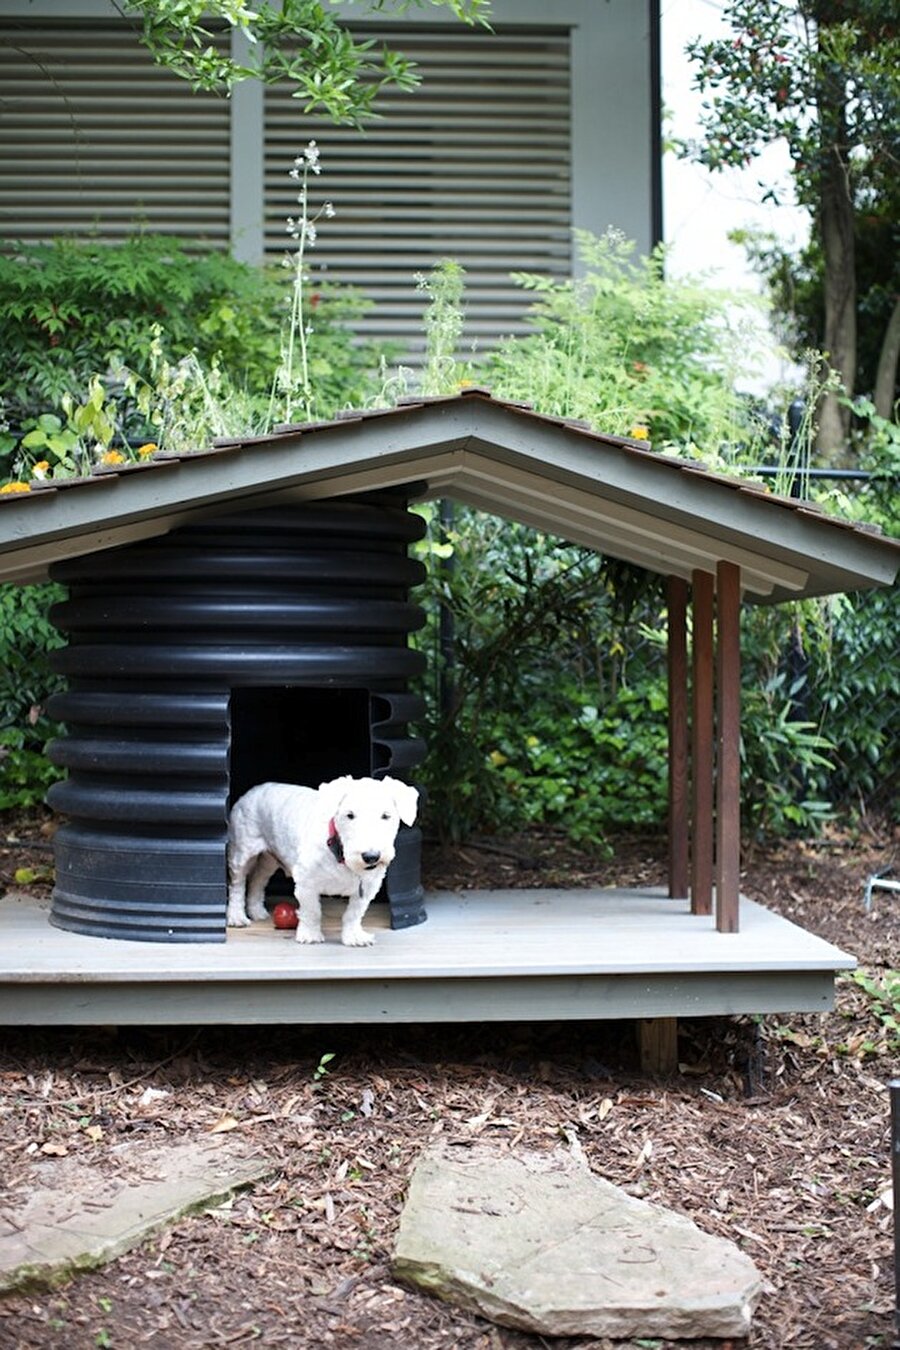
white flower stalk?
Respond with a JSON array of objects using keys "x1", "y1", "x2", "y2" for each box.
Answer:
[{"x1": 275, "y1": 140, "x2": 334, "y2": 425}]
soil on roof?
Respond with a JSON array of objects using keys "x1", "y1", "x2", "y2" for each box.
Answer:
[{"x1": 0, "y1": 812, "x2": 898, "y2": 1350}]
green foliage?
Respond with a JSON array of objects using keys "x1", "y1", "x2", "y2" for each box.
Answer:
[
  {"x1": 0, "y1": 583, "x2": 66, "y2": 809},
  {"x1": 740, "y1": 672, "x2": 836, "y2": 838},
  {"x1": 851, "y1": 399, "x2": 900, "y2": 530},
  {"x1": 407, "y1": 238, "x2": 895, "y2": 842},
  {"x1": 681, "y1": 1, "x2": 900, "y2": 433},
  {"x1": 313, "y1": 1051, "x2": 337, "y2": 1082},
  {"x1": 124, "y1": 0, "x2": 489, "y2": 124},
  {"x1": 814, "y1": 587, "x2": 899, "y2": 814},
  {"x1": 681, "y1": 1, "x2": 900, "y2": 210},
  {"x1": 0, "y1": 235, "x2": 280, "y2": 424},
  {"x1": 850, "y1": 968, "x2": 900, "y2": 1052},
  {"x1": 0, "y1": 583, "x2": 66, "y2": 727},
  {"x1": 485, "y1": 684, "x2": 670, "y2": 842},
  {"x1": 418, "y1": 259, "x2": 470, "y2": 396},
  {"x1": 0, "y1": 726, "x2": 61, "y2": 810},
  {"x1": 0, "y1": 233, "x2": 391, "y2": 477},
  {"x1": 738, "y1": 219, "x2": 900, "y2": 414},
  {"x1": 413, "y1": 504, "x2": 664, "y2": 843},
  {"x1": 484, "y1": 230, "x2": 769, "y2": 454}
]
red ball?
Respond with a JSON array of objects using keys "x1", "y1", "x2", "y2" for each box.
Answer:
[{"x1": 271, "y1": 902, "x2": 299, "y2": 930}]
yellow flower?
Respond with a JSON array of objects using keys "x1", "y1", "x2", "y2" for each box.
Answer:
[
  {"x1": 0, "y1": 481, "x2": 31, "y2": 494},
  {"x1": 31, "y1": 460, "x2": 50, "y2": 479},
  {"x1": 488, "y1": 750, "x2": 509, "y2": 767},
  {"x1": 137, "y1": 442, "x2": 158, "y2": 459},
  {"x1": 100, "y1": 449, "x2": 126, "y2": 465},
  {"x1": 457, "y1": 379, "x2": 474, "y2": 389},
  {"x1": 629, "y1": 426, "x2": 650, "y2": 440}
]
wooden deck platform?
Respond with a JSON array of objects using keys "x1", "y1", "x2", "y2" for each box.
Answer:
[{"x1": 0, "y1": 887, "x2": 854, "y2": 1027}]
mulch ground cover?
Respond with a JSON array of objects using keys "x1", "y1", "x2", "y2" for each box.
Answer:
[{"x1": 0, "y1": 811, "x2": 898, "y2": 1350}]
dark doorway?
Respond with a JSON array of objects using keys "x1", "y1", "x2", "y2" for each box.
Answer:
[{"x1": 229, "y1": 687, "x2": 372, "y2": 807}]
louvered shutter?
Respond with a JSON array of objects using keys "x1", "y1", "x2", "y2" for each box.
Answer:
[
  {"x1": 264, "y1": 25, "x2": 572, "y2": 357},
  {"x1": 0, "y1": 17, "x2": 230, "y2": 245}
]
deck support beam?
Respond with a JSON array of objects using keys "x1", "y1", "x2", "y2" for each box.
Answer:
[
  {"x1": 691, "y1": 570, "x2": 715, "y2": 915},
  {"x1": 716, "y1": 561, "x2": 742, "y2": 932},
  {"x1": 637, "y1": 1017, "x2": 679, "y2": 1075},
  {"x1": 667, "y1": 576, "x2": 690, "y2": 899}
]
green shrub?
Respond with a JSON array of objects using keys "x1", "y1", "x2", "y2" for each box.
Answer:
[
  {"x1": 0, "y1": 725, "x2": 61, "y2": 810},
  {"x1": 485, "y1": 682, "x2": 670, "y2": 841},
  {"x1": 0, "y1": 234, "x2": 392, "y2": 474},
  {"x1": 814, "y1": 587, "x2": 899, "y2": 815},
  {"x1": 0, "y1": 583, "x2": 66, "y2": 810},
  {"x1": 0, "y1": 235, "x2": 279, "y2": 420},
  {"x1": 412, "y1": 504, "x2": 665, "y2": 842},
  {"x1": 483, "y1": 229, "x2": 770, "y2": 454}
]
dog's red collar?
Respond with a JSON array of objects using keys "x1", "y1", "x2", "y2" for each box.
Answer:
[{"x1": 326, "y1": 817, "x2": 345, "y2": 865}]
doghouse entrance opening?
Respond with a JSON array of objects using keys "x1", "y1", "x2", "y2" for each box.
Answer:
[
  {"x1": 228, "y1": 687, "x2": 373, "y2": 903},
  {"x1": 229, "y1": 687, "x2": 372, "y2": 807}
]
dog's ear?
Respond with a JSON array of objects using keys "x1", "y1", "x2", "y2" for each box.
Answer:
[
  {"x1": 383, "y1": 777, "x2": 418, "y2": 827},
  {"x1": 317, "y1": 776, "x2": 353, "y2": 817}
]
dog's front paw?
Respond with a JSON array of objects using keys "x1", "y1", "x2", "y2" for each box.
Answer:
[
  {"x1": 226, "y1": 907, "x2": 252, "y2": 928},
  {"x1": 296, "y1": 926, "x2": 325, "y2": 944},
  {"x1": 342, "y1": 927, "x2": 375, "y2": 947}
]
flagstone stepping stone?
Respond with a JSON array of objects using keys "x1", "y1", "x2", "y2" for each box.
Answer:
[
  {"x1": 0, "y1": 1138, "x2": 272, "y2": 1293},
  {"x1": 393, "y1": 1140, "x2": 763, "y2": 1340}
]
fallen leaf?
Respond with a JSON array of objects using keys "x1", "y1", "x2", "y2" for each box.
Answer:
[
  {"x1": 39, "y1": 1141, "x2": 68, "y2": 1156},
  {"x1": 84, "y1": 1124, "x2": 103, "y2": 1143},
  {"x1": 633, "y1": 1138, "x2": 653, "y2": 1168},
  {"x1": 137, "y1": 1086, "x2": 171, "y2": 1107},
  {"x1": 208, "y1": 1114, "x2": 241, "y2": 1134}
]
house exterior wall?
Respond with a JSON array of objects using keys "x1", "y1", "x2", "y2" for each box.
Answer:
[{"x1": 0, "y1": 0, "x2": 660, "y2": 354}]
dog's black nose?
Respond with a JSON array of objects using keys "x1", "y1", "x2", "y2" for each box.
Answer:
[{"x1": 361, "y1": 850, "x2": 381, "y2": 867}]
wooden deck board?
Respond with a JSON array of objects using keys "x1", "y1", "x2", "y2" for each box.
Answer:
[{"x1": 0, "y1": 888, "x2": 854, "y2": 1026}]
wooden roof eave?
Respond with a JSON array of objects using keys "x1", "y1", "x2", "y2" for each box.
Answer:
[{"x1": 0, "y1": 396, "x2": 896, "y2": 600}]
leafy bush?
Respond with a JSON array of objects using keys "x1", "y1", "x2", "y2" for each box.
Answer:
[
  {"x1": 0, "y1": 233, "x2": 391, "y2": 475},
  {"x1": 0, "y1": 583, "x2": 65, "y2": 809},
  {"x1": 483, "y1": 229, "x2": 770, "y2": 454},
  {"x1": 0, "y1": 725, "x2": 62, "y2": 811},
  {"x1": 0, "y1": 235, "x2": 279, "y2": 419},
  {"x1": 485, "y1": 683, "x2": 670, "y2": 841},
  {"x1": 850, "y1": 968, "x2": 900, "y2": 1053},
  {"x1": 412, "y1": 505, "x2": 665, "y2": 843},
  {"x1": 740, "y1": 672, "x2": 836, "y2": 838},
  {"x1": 813, "y1": 587, "x2": 899, "y2": 815}
]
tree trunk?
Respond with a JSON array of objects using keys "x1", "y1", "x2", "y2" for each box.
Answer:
[
  {"x1": 817, "y1": 141, "x2": 856, "y2": 457},
  {"x1": 874, "y1": 292, "x2": 900, "y2": 421},
  {"x1": 813, "y1": 17, "x2": 856, "y2": 460}
]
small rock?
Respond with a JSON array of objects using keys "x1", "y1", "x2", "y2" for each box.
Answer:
[{"x1": 393, "y1": 1140, "x2": 762, "y2": 1340}]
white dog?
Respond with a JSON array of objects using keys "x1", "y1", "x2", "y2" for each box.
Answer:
[{"x1": 226, "y1": 776, "x2": 418, "y2": 946}]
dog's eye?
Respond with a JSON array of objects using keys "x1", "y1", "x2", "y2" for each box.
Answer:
[
  {"x1": 381, "y1": 812, "x2": 391, "y2": 820},
  {"x1": 346, "y1": 811, "x2": 355, "y2": 820}
]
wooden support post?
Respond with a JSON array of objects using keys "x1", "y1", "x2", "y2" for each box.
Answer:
[
  {"x1": 667, "y1": 576, "x2": 690, "y2": 898},
  {"x1": 691, "y1": 570, "x2": 715, "y2": 916},
  {"x1": 637, "y1": 1018, "x2": 679, "y2": 1075},
  {"x1": 716, "y1": 560, "x2": 742, "y2": 933}
]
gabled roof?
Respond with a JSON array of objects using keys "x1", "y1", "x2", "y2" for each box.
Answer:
[{"x1": 1, "y1": 389, "x2": 897, "y2": 603}]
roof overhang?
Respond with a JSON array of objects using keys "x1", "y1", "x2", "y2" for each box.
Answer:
[{"x1": 0, "y1": 394, "x2": 897, "y2": 602}]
